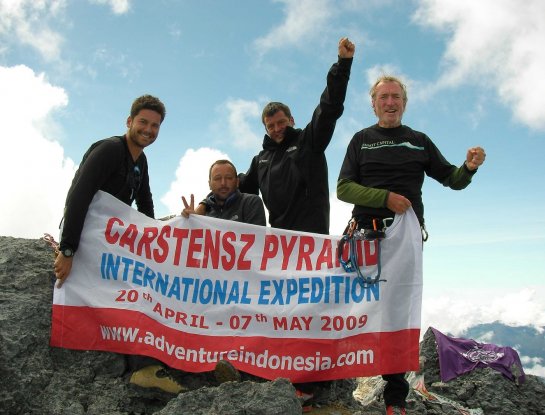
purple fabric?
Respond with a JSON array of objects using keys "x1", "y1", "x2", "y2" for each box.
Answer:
[{"x1": 431, "y1": 327, "x2": 525, "y2": 384}]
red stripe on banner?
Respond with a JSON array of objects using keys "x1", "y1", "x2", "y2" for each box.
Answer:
[{"x1": 50, "y1": 305, "x2": 419, "y2": 382}]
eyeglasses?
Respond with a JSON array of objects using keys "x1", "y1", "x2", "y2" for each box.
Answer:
[{"x1": 129, "y1": 165, "x2": 141, "y2": 200}]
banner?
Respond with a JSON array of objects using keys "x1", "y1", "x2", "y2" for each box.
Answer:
[{"x1": 51, "y1": 191, "x2": 423, "y2": 382}]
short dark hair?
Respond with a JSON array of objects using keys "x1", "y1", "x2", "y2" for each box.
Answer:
[
  {"x1": 130, "y1": 95, "x2": 166, "y2": 122},
  {"x1": 209, "y1": 159, "x2": 237, "y2": 180},
  {"x1": 261, "y1": 102, "x2": 292, "y2": 125}
]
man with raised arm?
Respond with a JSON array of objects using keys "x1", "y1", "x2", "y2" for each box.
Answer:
[{"x1": 239, "y1": 37, "x2": 355, "y2": 235}]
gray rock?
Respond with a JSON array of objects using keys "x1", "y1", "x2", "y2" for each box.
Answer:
[
  {"x1": 417, "y1": 327, "x2": 545, "y2": 415},
  {"x1": 1, "y1": 236, "x2": 544, "y2": 414},
  {"x1": 156, "y1": 378, "x2": 300, "y2": 415}
]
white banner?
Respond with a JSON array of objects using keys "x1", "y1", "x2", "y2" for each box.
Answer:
[{"x1": 51, "y1": 191, "x2": 422, "y2": 382}]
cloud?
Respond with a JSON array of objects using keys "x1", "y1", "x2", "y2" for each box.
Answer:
[
  {"x1": 253, "y1": 0, "x2": 333, "y2": 56},
  {"x1": 160, "y1": 148, "x2": 230, "y2": 216},
  {"x1": 329, "y1": 192, "x2": 354, "y2": 236},
  {"x1": 0, "y1": 0, "x2": 67, "y2": 61},
  {"x1": 365, "y1": 64, "x2": 404, "y2": 86},
  {"x1": 473, "y1": 330, "x2": 494, "y2": 343},
  {"x1": 92, "y1": 47, "x2": 141, "y2": 81},
  {"x1": 89, "y1": 0, "x2": 130, "y2": 14},
  {"x1": 413, "y1": 0, "x2": 545, "y2": 131},
  {"x1": 526, "y1": 365, "x2": 545, "y2": 378},
  {"x1": 421, "y1": 288, "x2": 545, "y2": 335},
  {"x1": 224, "y1": 99, "x2": 262, "y2": 149},
  {"x1": 519, "y1": 355, "x2": 545, "y2": 378},
  {"x1": 0, "y1": 65, "x2": 75, "y2": 238},
  {"x1": 520, "y1": 355, "x2": 544, "y2": 367}
]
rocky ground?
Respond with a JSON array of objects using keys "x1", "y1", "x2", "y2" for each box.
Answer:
[{"x1": 1, "y1": 236, "x2": 544, "y2": 414}]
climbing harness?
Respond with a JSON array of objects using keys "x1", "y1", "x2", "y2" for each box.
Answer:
[{"x1": 337, "y1": 217, "x2": 392, "y2": 286}]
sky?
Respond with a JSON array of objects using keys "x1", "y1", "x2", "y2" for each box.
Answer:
[{"x1": 1, "y1": 0, "x2": 544, "y2": 375}]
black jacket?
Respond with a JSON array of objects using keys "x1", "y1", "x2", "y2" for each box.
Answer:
[
  {"x1": 239, "y1": 57, "x2": 352, "y2": 235},
  {"x1": 60, "y1": 135, "x2": 154, "y2": 252},
  {"x1": 205, "y1": 190, "x2": 266, "y2": 226}
]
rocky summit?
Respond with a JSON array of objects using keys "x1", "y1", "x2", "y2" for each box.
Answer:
[{"x1": 1, "y1": 236, "x2": 544, "y2": 415}]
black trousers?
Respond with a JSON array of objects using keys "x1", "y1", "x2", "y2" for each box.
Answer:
[{"x1": 382, "y1": 373, "x2": 409, "y2": 407}]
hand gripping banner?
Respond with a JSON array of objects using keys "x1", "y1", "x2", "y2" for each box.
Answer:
[{"x1": 51, "y1": 191, "x2": 423, "y2": 382}]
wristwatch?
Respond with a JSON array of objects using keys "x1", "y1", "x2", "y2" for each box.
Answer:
[{"x1": 61, "y1": 248, "x2": 74, "y2": 258}]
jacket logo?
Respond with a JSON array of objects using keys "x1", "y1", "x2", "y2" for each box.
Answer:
[
  {"x1": 259, "y1": 159, "x2": 269, "y2": 164},
  {"x1": 230, "y1": 215, "x2": 239, "y2": 221},
  {"x1": 287, "y1": 146, "x2": 297, "y2": 152}
]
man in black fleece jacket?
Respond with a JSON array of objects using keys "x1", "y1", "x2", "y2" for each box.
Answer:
[
  {"x1": 54, "y1": 95, "x2": 189, "y2": 395},
  {"x1": 54, "y1": 94, "x2": 165, "y2": 288},
  {"x1": 238, "y1": 37, "x2": 355, "y2": 235}
]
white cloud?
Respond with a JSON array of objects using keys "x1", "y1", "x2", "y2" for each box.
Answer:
[
  {"x1": 329, "y1": 192, "x2": 353, "y2": 236},
  {"x1": 224, "y1": 99, "x2": 262, "y2": 149},
  {"x1": 473, "y1": 330, "x2": 494, "y2": 343},
  {"x1": 519, "y1": 355, "x2": 545, "y2": 378},
  {"x1": 254, "y1": 0, "x2": 333, "y2": 55},
  {"x1": 0, "y1": 0, "x2": 67, "y2": 61},
  {"x1": 331, "y1": 115, "x2": 365, "y2": 151},
  {"x1": 160, "y1": 148, "x2": 230, "y2": 216},
  {"x1": 520, "y1": 355, "x2": 543, "y2": 366},
  {"x1": 89, "y1": 0, "x2": 130, "y2": 14},
  {"x1": 0, "y1": 65, "x2": 75, "y2": 238},
  {"x1": 525, "y1": 364, "x2": 545, "y2": 378},
  {"x1": 421, "y1": 288, "x2": 545, "y2": 335},
  {"x1": 365, "y1": 64, "x2": 404, "y2": 87},
  {"x1": 413, "y1": 0, "x2": 545, "y2": 131}
]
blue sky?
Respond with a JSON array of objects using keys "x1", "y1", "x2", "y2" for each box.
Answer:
[{"x1": 1, "y1": 0, "x2": 544, "y2": 374}]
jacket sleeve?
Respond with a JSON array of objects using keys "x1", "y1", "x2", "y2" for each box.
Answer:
[
  {"x1": 60, "y1": 141, "x2": 120, "y2": 252},
  {"x1": 303, "y1": 57, "x2": 353, "y2": 152},
  {"x1": 238, "y1": 155, "x2": 260, "y2": 195},
  {"x1": 424, "y1": 135, "x2": 476, "y2": 190},
  {"x1": 440, "y1": 163, "x2": 476, "y2": 190},
  {"x1": 337, "y1": 178, "x2": 389, "y2": 208}
]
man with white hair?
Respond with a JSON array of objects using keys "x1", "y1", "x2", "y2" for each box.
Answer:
[{"x1": 337, "y1": 75, "x2": 486, "y2": 415}]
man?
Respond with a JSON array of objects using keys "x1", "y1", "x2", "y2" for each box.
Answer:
[
  {"x1": 54, "y1": 95, "x2": 184, "y2": 394},
  {"x1": 181, "y1": 159, "x2": 266, "y2": 384},
  {"x1": 337, "y1": 76, "x2": 486, "y2": 415},
  {"x1": 55, "y1": 94, "x2": 164, "y2": 286},
  {"x1": 183, "y1": 159, "x2": 266, "y2": 226},
  {"x1": 238, "y1": 37, "x2": 355, "y2": 235}
]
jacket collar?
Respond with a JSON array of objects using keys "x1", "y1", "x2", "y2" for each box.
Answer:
[
  {"x1": 206, "y1": 189, "x2": 241, "y2": 210},
  {"x1": 262, "y1": 126, "x2": 299, "y2": 150}
]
